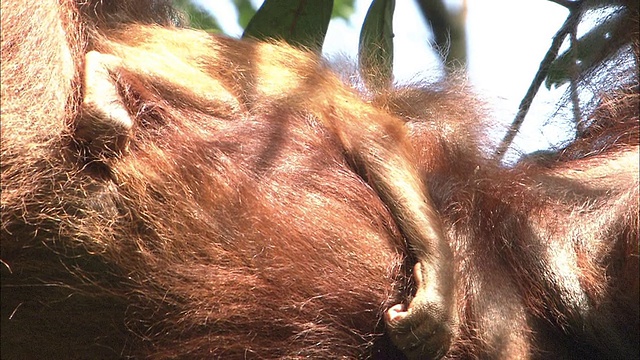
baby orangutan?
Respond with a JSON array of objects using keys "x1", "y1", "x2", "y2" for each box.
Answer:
[
  {"x1": 2, "y1": 0, "x2": 638, "y2": 359},
  {"x1": 79, "y1": 25, "x2": 455, "y2": 358}
]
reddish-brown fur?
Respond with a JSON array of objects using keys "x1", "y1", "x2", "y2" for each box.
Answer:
[
  {"x1": 1, "y1": 0, "x2": 638, "y2": 359},
  {"x1": 398, "y1": 90, "x2": 638, "y2": 358}
]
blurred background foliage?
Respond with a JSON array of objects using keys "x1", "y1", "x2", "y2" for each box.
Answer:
[
  {"x1": 173, "y1": 0, "x2": 357, "y2": 32},
  {"x1": 172, "y1": 0, "x2": 636, "y2": 93},
  {"x1": 172, "y1": 0, "x2": 466, "y2": 69},
  {"x1": 173, "y1": 0, "x2": 637, "y2": 157}
]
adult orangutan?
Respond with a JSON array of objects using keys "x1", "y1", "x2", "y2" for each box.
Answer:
[{"x1": 1, "y1": 0, "x2": 637, "y2": 359}]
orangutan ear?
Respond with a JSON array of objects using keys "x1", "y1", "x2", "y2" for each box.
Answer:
[{"x1": 75, "y1": 50, "x2": 133, "y2": 156}]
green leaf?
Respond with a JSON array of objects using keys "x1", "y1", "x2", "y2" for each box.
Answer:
[
  {"x1": 233, "y1": 0, "x2": 256, "y2": 29},
  {"x1": 242, "y1": 0, "x2": 333, "y2": 52},
  {"x1": 359, "y1": 0, "x2": 395, "y2": 92},
  {"x1": 332, "y1": 0, "x2": 356, "y2": 20},
  {"x1": 173, "y1": 0, "x2": 221, "y2": 32},
  {"x1": 545, "y1": 11, "x2": 625, "y2": 89}
]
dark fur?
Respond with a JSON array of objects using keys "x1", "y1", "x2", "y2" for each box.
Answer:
[{"x1": 1, "y1": 0, "x2": 638, "y2": 359}]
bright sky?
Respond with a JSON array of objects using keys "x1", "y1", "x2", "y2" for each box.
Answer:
[{"x1": 195, "y1": 0, "x2": 572, "y2": 157}]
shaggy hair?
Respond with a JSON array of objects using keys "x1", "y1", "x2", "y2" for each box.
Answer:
[{"x1": 2, "y1": 0, "x2": 637, "y2": 359}]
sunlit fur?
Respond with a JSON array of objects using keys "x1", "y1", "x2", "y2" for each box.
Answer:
[{"x1": 1, "y1": 0, "x2": 638, "y2": 359}]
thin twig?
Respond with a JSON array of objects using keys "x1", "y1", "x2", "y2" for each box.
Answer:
[
  {"x1": 494, "y1": 9, "x2": 582, "y2": 160},
  {"x1": 569, "y1": 23, "x2": 583, "y2": 133}
]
